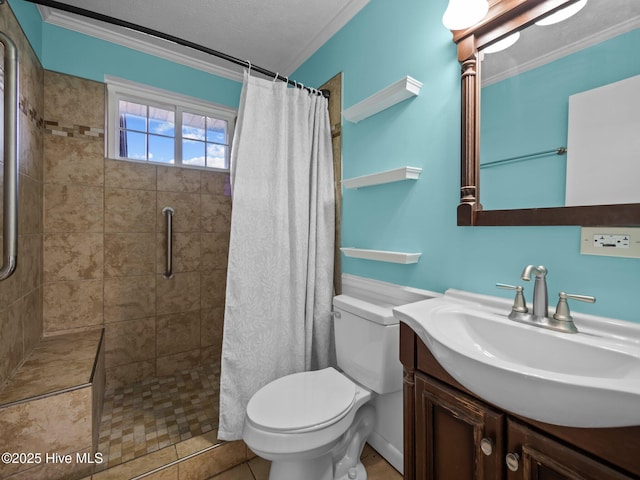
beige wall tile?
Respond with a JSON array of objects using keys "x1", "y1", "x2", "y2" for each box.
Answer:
[
  {"x1": 156, "y1": 272, "x2": 200, "y2": 315},
  {"x1": 44, "y1": 233, "x2": 104, "y2": 282},
  {"x1": 157, "y1": 311, "x2": 201, "y2": 356},
  {"x1": 18, "y1": 174, "x2": 43, "y2": 235},
  {"x1": 156, "y1": 232, "x2": 201, "y2": 274},
  {"x1": 201, "y1": 195, "x2": 232, "y2": 233},
  {"x1": 3, "y1": 448, "x2": 94, "y2": 480},
  {"x1": 0, "y1": 301, "x2": 24, "y2": 388},
  {"x1": 0, "y1": 1, "x2": 44, "y2": 390},
  {"x1": 38, "y1": 67, "x2": 233, "y2": 388},
  {"x1": 156, "y1": 192, "x2": 201, "y2": 233},
  {"x1": 105, "y1": 188, "x2": 157, "y2": 233},
  {"x1": 44, "y1": 184, "x2": 104, "y2": 233},
  {"x1": 201, "y1": 232, "x2": 230, "y2": 271},
  {"x1": 22, "y1": 287, "x2": 43, "y2": 355},
  {"x1": 157, "y1": 166, "x2": 201, "y2": 193},
  {"x1": 156, "y1": 349, "x2": 200, "y2": 377},
  {"x1": 18, "y1": 110, "x2": 44, "y2": 181},
  {"x1": 200, "y1": 171, "x2": 229, "y2": 196},
  {"x1": 0, "y1": 253, "x2": 20, "y2": 307},
  {"x1": 105, "y1": 233, "x2": 156, "y2": 277},
  {"x1": 201, "y1": 269, "x2": 227, "y2": 310},
  {"x1": 104, "y1": 317, "x2": 156, "y2": 367},
  {"x1": 105, "y1": 360, "x2": 155, "y2": 390},
  {"x1": 44, "y1": 70, "x2": 105, "y2": 127},
  {"x1": 0, "y1": 388, "x2": 92, "y2": 475},
  {"x1": 200, "y1": 345, "x2": 222, "y2": 366},
  {"x1": 43, "y1": 279, "x2": 103, "y2": 332},
  {"x1": 105, "y1": 159, "x2": 156, "y2": 190},
  {"x1": 104, "y1": 275, "x2": 156, "y2": 323},
  {"x1": 18, "y1": 234, "x2": 43, "y2": 295},
  {"x1": 93, "y1": 338, "x2": 106, "y2": 450},
  {"x1": 44, "y1": 134, "x2": 104, "y2": 186},
  {"x1": 201, "y1": 307, "x2": 224, "y2": 348}
]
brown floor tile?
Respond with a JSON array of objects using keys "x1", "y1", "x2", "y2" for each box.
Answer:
[{"x1": 97, "y1": 361, "x2": 220, "y2": 470}]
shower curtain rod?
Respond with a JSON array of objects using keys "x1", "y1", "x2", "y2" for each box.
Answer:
[{"x1": 22, "y1": 0, "x2": 329, "y2": 97}]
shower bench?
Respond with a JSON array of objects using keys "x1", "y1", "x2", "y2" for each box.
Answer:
[{"x1": 0, "y1": 328, "x2": 104, "y2": 479}]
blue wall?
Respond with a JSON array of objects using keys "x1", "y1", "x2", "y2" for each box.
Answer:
[
  {"x1": 8, "y1": 0, "x2": 639, "y2": 323},
  {"x1": 8, "y1": 0, "x2": 242, "y2": 108},
  {"x1": 7, "y1": 0, "x2": 42, "y2": 58},
  {"x1": 294, "y1": 0, "x2": 639, "y2": 323}
]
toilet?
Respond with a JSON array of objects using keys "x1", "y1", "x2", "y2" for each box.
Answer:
[{"x1": 242, "y1": 294, "x2": 404, "y2": 480}]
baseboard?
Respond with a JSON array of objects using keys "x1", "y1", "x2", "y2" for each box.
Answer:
[{"x1": 367, "y1": 432, "x2": 403, "y2": 474}]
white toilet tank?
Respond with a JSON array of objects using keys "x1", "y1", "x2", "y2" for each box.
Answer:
[{"x1": 333, "y1": 294, "x2": 403, "y2": 395}]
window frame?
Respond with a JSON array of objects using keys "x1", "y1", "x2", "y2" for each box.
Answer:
[{"x1": 105, "y1": 76, "x2": 236, "y2": 172}]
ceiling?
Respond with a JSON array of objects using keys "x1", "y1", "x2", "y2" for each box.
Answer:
[
  {"x1": 36, "y1": 0, "x2": 370, "y2": 83},
  {"x1": 482, "y1": 0, "x2": 640, "y2": 85},
  {"x1": 35, "y1": 0, "x2": 640, "y2": 88}
]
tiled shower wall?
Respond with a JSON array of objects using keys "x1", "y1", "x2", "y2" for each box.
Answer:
[
  {"x1": 43, "y1": 71, "x2": 230, "y2": 389},
  {"x1": 0, "y1": 3, "x2": 44, "y2": 388}
]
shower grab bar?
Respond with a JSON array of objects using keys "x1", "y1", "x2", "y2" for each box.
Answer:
[
  {"x1": 0, "y1": 31, "x2": 19, "y2": 282},
  {"x1": 162, "y1": 207, "x2": 174, "y2": 279}
]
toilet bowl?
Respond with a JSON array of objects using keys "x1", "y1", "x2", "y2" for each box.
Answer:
[
  {"x1": 243, "y1": 367, "x2": 375, "y2": 480},
  {"x1": 242, "y1": 294, "x2": 405, "y2": 480}
]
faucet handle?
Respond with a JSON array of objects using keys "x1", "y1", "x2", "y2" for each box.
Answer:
[
  {"x1": 553, "y1": 292, "x2": 596, "y2": 323},
  {"x1": 496, "y1": 283, "x2": 528, "y2": 314}
]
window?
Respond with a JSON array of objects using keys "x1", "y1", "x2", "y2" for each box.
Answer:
[{"x1": 106, "y1": 76, "x2": 236, "y2": 171}]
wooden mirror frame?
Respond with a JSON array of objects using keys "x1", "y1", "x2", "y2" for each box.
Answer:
[{"x1": 453, "y1": 0, "x2": 640, "y2": 226}]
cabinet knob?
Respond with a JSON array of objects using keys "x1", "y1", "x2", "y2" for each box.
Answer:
[
  {"x1": 480, "y1": 437, "x2": 494, "y2": 456},
  {"x1": 505, "y1": 452, "x2": 520, "y2": 472}
]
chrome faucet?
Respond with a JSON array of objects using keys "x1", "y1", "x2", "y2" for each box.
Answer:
[
  {"x1": 497, "y1": 265, "x2": 596, "y2": 334},
  {"x1": 521, "y1": 265, "x2": 548, "y2": 320}
]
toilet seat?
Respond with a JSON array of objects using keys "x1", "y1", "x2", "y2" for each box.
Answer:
[{"x1": 246, "y1": 367, "x2": 356, "y2": 433}]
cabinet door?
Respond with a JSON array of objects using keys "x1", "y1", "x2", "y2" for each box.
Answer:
[
  {"x1": 415, "y1": 374, "x2": 504, "y2": 480},
  {"x1": 506, "y1": 419, "x2": 635, "y2": 480}
]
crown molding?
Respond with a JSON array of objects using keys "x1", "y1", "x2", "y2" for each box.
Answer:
[
  {"x1": 38, "y1": 0, "x2": 370, "y2": 84},
  {"x1": 483, "y1": 16, "x2": 640, "y2": 86},
  {"x1": 37, "y1": 6, "x2": 244, "y2": 83},
  {"x1": 278, "y1": 0, "x2": 370, "y2": 74}
]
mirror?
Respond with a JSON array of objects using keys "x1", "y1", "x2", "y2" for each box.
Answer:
[{"x1": 453, "y1": 0, "x2": 640, "y2": 226}]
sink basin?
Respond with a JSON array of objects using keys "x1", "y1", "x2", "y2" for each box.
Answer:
[{"x1": 393, "y1": 290, "x2": 640, "y2": 428}]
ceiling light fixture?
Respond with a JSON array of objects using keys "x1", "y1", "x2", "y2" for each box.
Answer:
[
  {"x1": 442, "y1": 0, "x2": 489, "y2": 30},
  {"x1": 483, "y1": 31, "x2": 521, "y2": 53},
  {"x1": 535, "y1": 0, "x2": 588, "y2": 26}
]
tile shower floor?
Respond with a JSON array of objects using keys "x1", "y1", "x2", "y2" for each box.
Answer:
[
  {"x1": 96, "y1": 363, "x2": 402, "y2": 480},
  {"x1": 96, "y1": 362, "x2": 221, "y2": 471}
]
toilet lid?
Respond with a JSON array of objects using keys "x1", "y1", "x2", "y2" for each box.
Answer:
[{"x1": 246, "y1": 367, "x2": 357, "y2": 432}]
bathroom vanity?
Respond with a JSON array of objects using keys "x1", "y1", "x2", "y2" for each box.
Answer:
[{"x1": 399, "y1": 322, "x2": 640, "y2": 480}]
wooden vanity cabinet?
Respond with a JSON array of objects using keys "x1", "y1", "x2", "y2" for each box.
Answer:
[
  {"x1": 506, "y1": 419, "x2": 633, "y2": 480},
  {"x1": 415, "y1": 373, "x2": 504, "y2": 479},
  {"x1": 400, "y1": 323, "x2": 640, "y2": 480}
]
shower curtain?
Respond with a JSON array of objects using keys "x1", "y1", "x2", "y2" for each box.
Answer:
[{"x1": 217, "y1": 71, "x2": 335, "y2": 441}]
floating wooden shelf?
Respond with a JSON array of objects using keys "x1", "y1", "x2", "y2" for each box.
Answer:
[
  {"x1": 343, "y1": 76, "x2": 423, "y2": 123},
  {"x1": 342, "y1": 166, "x2": 422, "y2": 189},
  {"x1": 340, "y1": 248, "x2": 422, "y2": 264}
]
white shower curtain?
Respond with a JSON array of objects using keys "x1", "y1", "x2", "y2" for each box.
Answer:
[{"x1": 217, "y1": 71, "x2": 335, "y2": 441}]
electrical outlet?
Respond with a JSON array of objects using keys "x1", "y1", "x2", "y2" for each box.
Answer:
[{"x1": 580, "y1": 227, "x2": 640, "y2": 258}]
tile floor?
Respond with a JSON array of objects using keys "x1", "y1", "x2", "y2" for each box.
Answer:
[
  {"x1": 210, "y1": 445, "x2": 403, "y2": 480},
  {"x1": 95, "y1": 362, "x2": 403, "y2": 479},
  {"x1": 97, "y1": 361, "x2": 220, "y2": 470}
]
